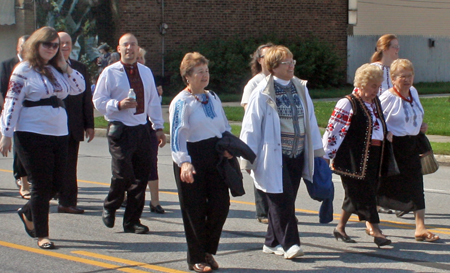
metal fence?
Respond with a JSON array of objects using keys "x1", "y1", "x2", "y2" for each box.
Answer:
[{"x1": 347, "y1": 35, "x2": 450, "y2": 83}]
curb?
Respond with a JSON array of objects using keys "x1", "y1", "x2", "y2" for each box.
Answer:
[{"x1": 93, "y1": 128, "x2": 449, "y2": 164}]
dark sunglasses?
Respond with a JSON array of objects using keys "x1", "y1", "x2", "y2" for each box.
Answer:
[{"x1": 41, "y1": 42, "x2": 59, "y2": 50}]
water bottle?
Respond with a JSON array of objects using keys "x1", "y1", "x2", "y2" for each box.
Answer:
[
  {"x1": 128, "y1": 88, "x2": 136, "y2": 100},
  {"x1": 128, "y1": 88, "x2": 136, "y2": 114}
]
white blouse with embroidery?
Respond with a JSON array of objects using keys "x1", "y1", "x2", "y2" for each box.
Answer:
[
  {"x1": 322, "y1": 97, "x2": 384, "y2": 160},
  {"x1": 379, "y1": 87, "x2": 424, "y2": 136},
  {"x1": 0, "y1": 61, "x2": 85, "y2": 137},
  {"x1": 371, "y1": 62, "x2": 393, "y2": 95},
  {"x1": 169, "y1": 90, "x2": 231, "y2": 166}
]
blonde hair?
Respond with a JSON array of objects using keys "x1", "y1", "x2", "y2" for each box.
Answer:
[
  {"x1": 390, "y1": 59, "x2": 414, "y2": 80},
  {"x1": 354, "y1": 63, "x2": 383, "y2": 89},
  {"x1": 370, "y1": 34, "x2": 398, "y2": 63},
  {"x1": 137, "y1": 47, "x2": 147, "y2": 64},
  {"x1": 180, "y1": 52, "x2": 209, "y2": 85},
  {"x1": 264, "y1": 45, "x2": 293, "y2": 74}
]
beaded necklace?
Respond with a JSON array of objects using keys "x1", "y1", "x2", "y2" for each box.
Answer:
[
  {"x1": 187, "y1": 88, "x2": 209, "y2": 104},
  {"x1": 392, "y1": 86, "x2": 413, "y2": 105}
]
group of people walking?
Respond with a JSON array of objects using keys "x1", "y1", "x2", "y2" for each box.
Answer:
[{"x1": 0, "y1": 27, "x2": 440, "y2": 273}]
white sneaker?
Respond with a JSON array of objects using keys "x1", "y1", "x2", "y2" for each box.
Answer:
[
  {"x1": 262, "y1": 244, "x2": 284, "y2": 256},
  {"x1": 284, "y1": 244, "x2": 304, "y2": 259}
]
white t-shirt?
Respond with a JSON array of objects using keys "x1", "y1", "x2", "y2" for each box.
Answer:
[{"x1": 240, "y1": 73, "x2": 266, "y2": 106}]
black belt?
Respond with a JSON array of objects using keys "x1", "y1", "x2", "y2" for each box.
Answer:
[{"x1": 23, "y1": 96, "x2": 65, "y2": 109}]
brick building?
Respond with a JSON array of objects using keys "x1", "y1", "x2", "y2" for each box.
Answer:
[{"x1": 114, "y1": 0, "x2": 349, "y2": 77}]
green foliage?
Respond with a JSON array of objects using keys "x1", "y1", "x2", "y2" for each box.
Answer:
[{"x1": 165, "y1": 34, "x2": 345, "y2": 96}]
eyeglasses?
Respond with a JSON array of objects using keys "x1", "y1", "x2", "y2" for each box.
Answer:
[
  {"x1": 41, "y1": 42, "x2": 59, "y2": 50},
  {"x1": 280, "y1": 60, "x2": 296, "y2": 66},
  {"x1": 397, "y1": 74, "x2": 413, "y2": 80},
  {"x1": 390, "y1": 45, "x2": 400, "y2": 49}
]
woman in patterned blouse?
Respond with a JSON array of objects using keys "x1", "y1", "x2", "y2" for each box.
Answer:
[
  {"x1": 0, "y1": 27, "x2": 85, "y2": 249},
  {"x1": 322, "y1": 64, "x2": 391, "y2": 248},
  {"x1": 378, "y1": 59, "x2": 439, "y2": 243},
  {"x1": 170, "y1": 52, "x2": 233, "y2": 273}
]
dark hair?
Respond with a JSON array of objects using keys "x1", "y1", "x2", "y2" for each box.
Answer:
[
  {"x1": 22, "y1": 27, "x2": 61, "y2": 84},
  {"x1": 370, "y1": 34, "x2": 398, "y2": 63},
  {"x1": 180, "y1": 52, "x2": 209, "y2": 85},
  {"x1": 250, "y1": 43, "x2": 273, "y2": 76}
]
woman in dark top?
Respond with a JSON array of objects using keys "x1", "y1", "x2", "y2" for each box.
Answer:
[{"x1": 322, "y1": 63, "x2": 391, "y2": 248}]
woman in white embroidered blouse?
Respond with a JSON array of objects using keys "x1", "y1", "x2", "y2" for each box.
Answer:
[
  {"x1": 0, "y1": 27, "x2": 85, "y2": 250},
  {"x1": 322, "y1": 64, "x2": 391, "y2": 248},
  {"x1": 170, "y1": 52, "x2": 232, "y2": 273},
  {"x1": 378, "y1": 59, "x2": 439, "y2": 242},
  {"x1": 370, "y1": 34, "x2": 399, "y2": 95}
]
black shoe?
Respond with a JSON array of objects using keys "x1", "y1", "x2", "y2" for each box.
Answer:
[
  {"x1": 150, "y1": 203, "x2": 165, "y2": 214},
  {"x1": 378, "y1": 207, "x2": 394, "y2": 214},
  {"x1": 124, "y1": 223, "x2": 149, "y2": 234},
  {"x1": 395, "y1": 210, "x2": 409, "y2": 217},
  {"x1": 17, "y1": 208, "x2": 36, "y2": 238},
  {"x1": 37, "y1": 241, "x2": 55, "y2": 249},
  {"x1": 333, "y1": 228, "x2": 356, "y2": 243},
  {"x1": 102, "y1": 209, "x2": 115, "y2": 228},
  {"x1": 374, "y1": 237, "x2": 392, "y2": 248}
]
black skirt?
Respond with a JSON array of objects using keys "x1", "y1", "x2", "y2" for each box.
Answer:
[
  {"x1": 341, "y1": 146, "x2": 381, "y2": 223},
  {"x1": 378, "y1": 135, "x2": 425, "y2": 211}
]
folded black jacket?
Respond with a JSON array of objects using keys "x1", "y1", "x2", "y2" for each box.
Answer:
[{"x1": 216, "y1": 131, "x2": 256, "y2": 197}]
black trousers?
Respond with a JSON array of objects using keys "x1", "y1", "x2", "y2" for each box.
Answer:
[
  {"x1": 59, "y1": 136, "x2": 80, "y2": 207},
  {"x1": 265, "y1": 153, "x2": 304, "y2": 251},
  {"x1": 254, "y1": 186, "x2": 269, "y2": 218},
  {"x1": 173, "y1": 137, "x2": 230, "y2": 265},
  {"x1": 13, "y1": 138, "x2": 27, "y2": 179},
  {"x1": 105, "y1": 123, "x2": 152, "y2": 227},
  {"x1": 15, "y1": 132, "x2": 68, "y2": 238}
]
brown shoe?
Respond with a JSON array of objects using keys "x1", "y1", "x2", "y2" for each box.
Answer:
[
  {"x1": 188, "y1": 263, "x2": 212, "y2": 272},
  {"x1": 205, "y1": 253, "x2": 219, "y2": 270},
  {"x1": 58, "y1": 205, "x2": 85, "y2": 214}
]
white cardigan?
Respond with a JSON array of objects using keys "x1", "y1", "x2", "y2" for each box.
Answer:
[{"x1": 240, "y1": 75, "x2": 324, "y2": 193}]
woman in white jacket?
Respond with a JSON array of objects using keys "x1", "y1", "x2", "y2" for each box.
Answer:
[{"x1": 240, "y1": 45, "x2": 324, "y2": 259}]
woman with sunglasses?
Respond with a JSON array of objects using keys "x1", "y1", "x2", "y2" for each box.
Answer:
[
  {"x1": 0, "y1": 27, "x2": 85, "y2": 249},
  {"x1": 240, "y1": 45, "x2": 324, "y2": 259}
]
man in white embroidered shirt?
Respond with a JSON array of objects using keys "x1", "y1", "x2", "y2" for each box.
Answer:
[{"x1": 93, "y1": 33, "x2": 166, "y2": 234}]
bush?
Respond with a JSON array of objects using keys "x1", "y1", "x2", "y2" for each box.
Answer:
[{"x1": 164, "y1": 34, "x2": 345, "y2": 96}]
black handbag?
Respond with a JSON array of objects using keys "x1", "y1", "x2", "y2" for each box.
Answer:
[{"x1": 381, "y1": 140, "x2": 400, "y2": 177}]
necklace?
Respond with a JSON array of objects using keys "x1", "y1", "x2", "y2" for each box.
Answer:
[
  {"x1": 392, "y1": 86, "x2": 413, "y2": 104},
  {"x1": 187, "y1": 88, "x2": 208, "y2": 104}
]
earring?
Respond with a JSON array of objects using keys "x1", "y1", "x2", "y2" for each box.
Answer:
[{"x1": 186, "y1": 79, "x2": 189, "y2": 83}]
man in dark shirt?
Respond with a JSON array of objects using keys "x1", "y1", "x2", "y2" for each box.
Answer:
[{"x1": 56, "y1": 32, "x2": 95, "y2": 214}]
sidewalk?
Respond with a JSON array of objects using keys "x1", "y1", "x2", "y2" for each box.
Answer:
[{"x1": 94, "y1": 101, "x2": 450, "y2": 163}]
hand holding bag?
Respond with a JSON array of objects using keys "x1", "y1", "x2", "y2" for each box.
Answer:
[{"x1": 417, "y1": 132, "x2": 439, "y2": 175}]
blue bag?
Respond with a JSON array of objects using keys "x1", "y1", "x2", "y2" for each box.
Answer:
[{"x1": 304, "y1": 157, "x2": 334, "y2": 223}]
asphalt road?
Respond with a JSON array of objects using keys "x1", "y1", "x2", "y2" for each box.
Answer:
[{"x1": 0, "y1": 137, "x2": 449, "y2": 273}]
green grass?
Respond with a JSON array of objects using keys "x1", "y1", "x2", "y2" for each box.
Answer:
[
  {"x1": 430, "y1": 142, "x2": 450, "y2": 155},
  {"x1": 421, "y1": 97, "x2": 450, "y2": 136}
]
